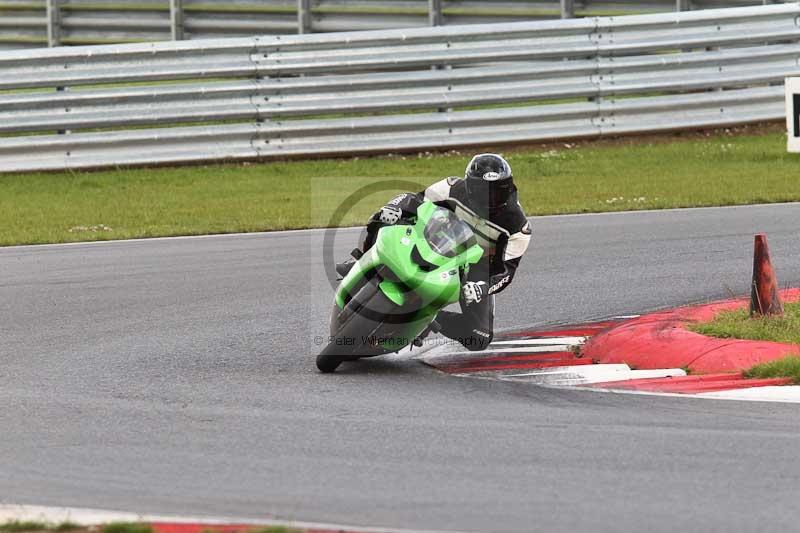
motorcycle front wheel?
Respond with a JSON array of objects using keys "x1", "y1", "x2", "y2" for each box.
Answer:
[
  {"x1": 316, "y1": 279, "x2": 415, "y2": 373},
  {"x1": 315, "y1": 342, "x2": 348, "y2": 373}
]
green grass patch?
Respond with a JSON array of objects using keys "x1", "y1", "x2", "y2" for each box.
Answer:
[
  {"x1": 0, "y1": 36, "x2": 47, "y2": 44},
  {"x1": 692, "y1": 301, "x2": 800, "y2": 382},
  {"x1": 0, "y1": 523, "x2": 51, "y2": 532},
  {"x1": 102, "y1": 524, "x2": 152, "y2": 533},
  {"x1": 2, "y1": 127, "x2": 800, "y2": 246},
  {"x1": 186, "y1": 3, "x2": 295, "y2": 14},
  {"x1": 60, "y1": 3, "x2": 167, "y2": 12},
  {"x1": 690, "y1": 301, "x2": 800, "y2": 345},
  {"x1": 313, "y1": 5, "x2": 427, "y2": 15},
  {"x1": 574, "y1": 9, "x2": 653, "y2": 16},
  {"x1": 745, "y1": 356, "x2": 800, "y2": 384},
  {"x1": 0, "y1": 523, "x2": 80, "y2": 533},
  {"x1": 443, "y1": 7, "x2": 560, "y2": 17},
  {"x1": 59, "y1": 38, "x2": 152, "y2": 45},
  {"x1": 0, "y1": 2, "x2": 43, "y2": 11}
]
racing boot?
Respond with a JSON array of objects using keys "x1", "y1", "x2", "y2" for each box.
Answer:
[
  {"x1": 335, "y1": 248, "x2": 363, "y2": 279},
  {"x1": 412, "y1": 319, "x2": 441, "y2": 348}
]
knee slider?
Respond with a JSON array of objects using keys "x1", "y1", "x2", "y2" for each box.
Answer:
[{"x1": 462, "y1": 329, "x2": 492, "y2": 351}]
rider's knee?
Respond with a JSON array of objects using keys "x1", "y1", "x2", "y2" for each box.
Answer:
[{"x1": 460, "y1": 329, "x2": 493, "y2": 351}]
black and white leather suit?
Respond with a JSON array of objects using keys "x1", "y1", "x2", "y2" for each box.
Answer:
[{"x1": 360, "y1": 176, "x2": 531, "y2": 351}]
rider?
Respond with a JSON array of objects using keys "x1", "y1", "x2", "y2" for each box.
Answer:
[{"x1": 336, "y1": 153, "x2": 531, "y2": 351}]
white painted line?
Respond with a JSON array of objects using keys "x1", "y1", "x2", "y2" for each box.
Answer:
[
  {"x1": 432, "y1": 352, "x2": 800, "y2": 404},
  {"x1": 500, "y1": 364, "x2": 633, "y2": 386},
  {"x1": 6, "y1": 202, "x2": 800, "y2": 251},
  {"x1": 695, "y1": 385, "x2": 800, "y2": 403},
  {"x1": 0, "y1": 505, "x2": 162, "y2": 526},
  {"x1": 490, "y1": 336, "x2": 586, "y2": 346},
  {"x1": 611, "y1": 315, "x2": 640, "y2": 319},
  {"x1": 0, "y1": 226, "x2": 344, "y2": 251},
  {"x1": 498, "y1": 365, "x2": 683, "y2": 386},
  {"x1": 530, "y1": 201, "x2": 800, "y2": 221},
  {"x1": 549, "y1": 382, "x2": 800, "y2": 404},
  {"x1": 502, "y1": 364, "x2": 631, "y2": 379},
  {"x1": 618, "y1": 369, "x2": 687, "y2": 380},
  {"x1": 442, "y1": 345, "x2": 572, "y2": 356},
  {"x1": 0, "y1": 504, "x2": 456, "y2": 533}
]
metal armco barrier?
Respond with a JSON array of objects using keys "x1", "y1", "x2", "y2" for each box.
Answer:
[
  {"x1": 0, "y1": 0, "x2": 788, "y2": 50},
  {"x1": 0, "y1": 4, "x2": 798, "y2": 172}
]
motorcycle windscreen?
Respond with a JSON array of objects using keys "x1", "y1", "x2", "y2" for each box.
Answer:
[{"x1": 423, "y1": 207, "x2": 477, "y2": 258}]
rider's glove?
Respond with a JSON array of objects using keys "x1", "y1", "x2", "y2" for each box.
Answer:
[
  {"x1": 377, "y1": 205, "x2": 402, "y2": 225},
  {"x1": 462, "y1": 281, "x2": 487, "y2": 306}
]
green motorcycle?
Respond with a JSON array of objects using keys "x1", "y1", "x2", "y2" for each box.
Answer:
[{"x1": 316, "y1": 200, "x2": 484, "y2": 373}]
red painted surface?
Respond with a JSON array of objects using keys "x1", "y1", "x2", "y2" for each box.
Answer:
[
  {"x1": 425, "y1": 290, "x2": 799, "y2": 394},
  {"x1": 502, "y1": 320, "x2": 623, "y2": 339},
  {"x1": 581, "y1": 288, "x2": 800, "y2": 374},
  {"x1": 587, "y1": 373, "x2": 792, "y2": 394},
  {"x1": 750, "y1": 234, "x2": 784, "y2": 317},
  {"x1": 429, "y1": 321, "x2": 618, "y2": 375}
]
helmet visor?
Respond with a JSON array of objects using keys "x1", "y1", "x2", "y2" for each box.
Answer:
[{"x1": 466, "y1": 176, "x2": 514, "y2": 210}]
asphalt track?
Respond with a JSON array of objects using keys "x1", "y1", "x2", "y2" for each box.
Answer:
[{"x1": 3, "y1": 203, "x2": 800, "y2": 533}]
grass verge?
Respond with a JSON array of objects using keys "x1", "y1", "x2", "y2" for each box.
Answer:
[
  {"x1": 745, "y1": 356, "x2": 800, "y2": 384},
  {"x1": 1, "y1": 125, "x2": 799, "y2": 246},
  {"x1": 691, "y1": 301, "x2": 800, "y2": 382},
  {"x1": 0, "y1": 524, "x2": 52, "y2": 533},
  {"x1": 689, "y1": 301, "x2": 800, "y2": 345},
  {"x1": 102, "y1": 524, "x2": 152, "y2": 533},
  {"x1": 0, "y1": 523, "x2": 79, "y2": 532},
  {"x1": 0, "y1": 524, "x2": 299, "y2": 533}
]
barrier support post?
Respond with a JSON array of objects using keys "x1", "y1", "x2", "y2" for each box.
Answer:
[
  {"x1": 429, "y1": 0, "x2": 443, "y2": 26},
  {"x1": 561, "y1": 0, "x2": 575, "y2": 19},
  {"x1": 298, "y1": 0, "x2": 312, "y2": 34},
  {"x1": 46, "y1": 0, "x2": 61, "y2": 47},
  {"x1": 170, "y1": 0, "x2": 184, "y2": 40}
]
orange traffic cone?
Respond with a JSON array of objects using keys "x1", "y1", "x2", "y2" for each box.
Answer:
[{"x1": 750, "y1": 233, "x2": 783, "y2": 317}]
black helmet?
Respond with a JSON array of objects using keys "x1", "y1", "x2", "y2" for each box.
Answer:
[{"x1": 464, "y1": 153, "x2": 515, "y2": 211}]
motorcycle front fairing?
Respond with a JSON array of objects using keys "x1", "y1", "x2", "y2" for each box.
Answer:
[{"x1": 331, "y1": 201, "x2": 483, "y2": 354}]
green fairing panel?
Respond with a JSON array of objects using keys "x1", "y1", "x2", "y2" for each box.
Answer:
[
  {"x1": 334, "y1": 201, "x2": 483, "y2": 311},
  {"x1": 335, "y1": 245, "x2": 380, "y2": 309},
  {"x1": 379, "y1": 280, "x2": 405, "y2": 306}
]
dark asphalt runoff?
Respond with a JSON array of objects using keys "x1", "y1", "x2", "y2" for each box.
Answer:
[{"x1": 2, "y1": 203, "x2": 800, "y2": 533}]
